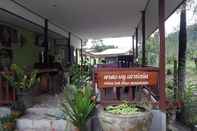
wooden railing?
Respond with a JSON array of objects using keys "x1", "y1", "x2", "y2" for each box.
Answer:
[{"x1": 0, "y1": 72, "x2": 16, "y2": 105}]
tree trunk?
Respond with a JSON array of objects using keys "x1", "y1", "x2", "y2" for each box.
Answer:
[
  {"x1": 173, "y1": 60, "x2": 178, "y2": 99},
  {"x1": 177, "y1": 3, "x2": 187, "y2": 100},
  {"x1": 195, "y1": 58, "x2": 197, "y2": 70}
]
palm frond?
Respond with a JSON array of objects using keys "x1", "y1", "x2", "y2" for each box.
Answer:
[{"x1": 61, "y1": 85, "x2": 95, "y2": 128}]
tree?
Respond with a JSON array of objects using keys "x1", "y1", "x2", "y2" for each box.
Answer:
[
  {"x1": 146, "y1": 32, "x2": 159, "y2": 66},
  {"x1": 177, "y1": 3, "x2": 187, "y2": 100},
  {"x1": 91, "y1": 40, "x2": 117, "y2": 52}
]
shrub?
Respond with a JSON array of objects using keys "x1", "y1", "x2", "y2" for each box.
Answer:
[
  {"x1": 70, "y1": 59, "x2": 92, "y2": 88},
  {"x1": 61, "y1": 85, "x2": 96, "y2": 130},
  {"x1": 3, "y1": 64, "x2": 39, "y2": 91},
  {"x1": 184, "y1": 81, "x2": 197, "y2": 126}
]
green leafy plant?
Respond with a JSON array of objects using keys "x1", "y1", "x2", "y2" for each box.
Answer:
[
  {"x1": 61, "y1": 85, "x2": 96, "y2": 130},
  {"x1": 106, "y1": 102, "x2": 141, "y2": 115},
  {"x1": 183, "y1": 81, "x2": 197, "y2": 126},
  {"x1": 3, "y1": 64, "x2": 39, "y2": 91},
  {"x1": 70, "y1": 59, "x2": 92, "y2": 88},
  {"x1": 3, "y1": 64, "x2": 40, "y2": 110}
]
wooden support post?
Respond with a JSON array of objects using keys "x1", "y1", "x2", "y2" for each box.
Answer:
[
  {"x1": 75, "y1": 49, "x2": 78, "y2": 64},
  {"x1": 80, "y1": 39, "x2": 83, "y2": 66},
  {"x1": 13, "y1": 87, "x2": 16, "y2": 102},
  {"x1": 94, "y1": 59, "x2": 96, "y2": 65},
  {"x1": 116, "y1": 87, "x2": 121, "y2": 100},
  {"x1": 5, "y1": 81, "x2": 9, "y2": 101},
  {"x1": 44, "y1": 19, "x2": 48, "y2": 63},
  {"x1": 132, "y1": 35, "x2": 135, "y2": 61},
  {"x1": 159, "y1": 0, "x2": 166, "y2": 110},
  {"x1": 68, "y1": 32, "x2": 71, "y2": 63},
  {"x1": 173, "y1": 60, "x2": 178, "y2": 99},
  {"x1": 128, "y1": 88, "x2": 133, "y2": 101},
  {"x1": 142, "y1": 10, "x2": 146, "y2": 66},
  {"x1": 135, "y1": 28, "x2": 138, "y2": 64},
  {"x1": 0, "y1": 75, "x2": 2, "y2": 103},
  {"x1": 178, "y1": 3, "x2": 187, "y2": 100}
]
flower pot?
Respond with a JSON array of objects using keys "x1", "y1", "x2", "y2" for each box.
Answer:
[
  {"x1": 16, "y1": 89, "x2": 33, "y2": 109},
  {"x1": 98, "y1": 106, "x2": 153, "y2": 131}
]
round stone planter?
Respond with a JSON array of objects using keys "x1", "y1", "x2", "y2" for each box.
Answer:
[{"x1": 98, "y1": 106, "x2": 153, "y2": 131}]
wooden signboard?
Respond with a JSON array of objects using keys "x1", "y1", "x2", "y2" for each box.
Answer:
[{"x1": 95, "y1": 67, "x2": 159, "y2": 88}]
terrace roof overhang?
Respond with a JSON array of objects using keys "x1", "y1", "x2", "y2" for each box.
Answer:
[{"x1": 0, "y1": 0, "x2": 185, "y2": 48}]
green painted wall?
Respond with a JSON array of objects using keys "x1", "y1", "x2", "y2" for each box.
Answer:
[{"x1": 13, "y1": 30, "x2": 40, "y2": 67}]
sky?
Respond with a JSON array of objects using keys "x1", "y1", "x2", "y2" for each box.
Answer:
[{"x1": 86, "y1": 1, "x2": 197, "y2": 50}]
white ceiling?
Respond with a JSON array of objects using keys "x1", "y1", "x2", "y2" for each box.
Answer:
[
  {"x1": 15, "y1": 0, "x2": 148, "y2": 39},
  {"x1": 10, "y1": 0, "x2": 185, "y2": 41}
]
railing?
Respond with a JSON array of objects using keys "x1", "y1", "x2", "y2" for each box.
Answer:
[{"x1": 0, "y1": 72, "x2": 16, "y2": 105}]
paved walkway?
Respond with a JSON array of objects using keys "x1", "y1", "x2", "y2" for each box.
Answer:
[{"x1": 16, "y1": 93, "x2": 75, "y2": 131}]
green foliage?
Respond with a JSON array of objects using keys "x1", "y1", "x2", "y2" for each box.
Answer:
[
  {"x1": 70, "y1": 59, "x2": 92, "y2": 88},
  {"x1": 0, "y1": 115, "x2": 17, "y2": 131},
  {"x1": 61, "y1": 85, "x2": 96, "y2": 130},
  {"x1": 13, "y1": 29, "x2": 40, "y2": 67},
  {"x1": 3, "y1": 64, "x2": 39, "y2": 90},
  {"x1": 106, "y1": 102, "x2": 140, "y2": 115},
  {"x1": 184, "y1": 81, "x2": 197, "y2": 125},
  {"x1": 146, "y1": 24, "x2": 197, "y2": 70},
  {"x1": 166, "y1": 24, "x2": 197, "y2": 60},
  {"x1": 146, "y1": 33, "x2": 159, "y2": 66}
]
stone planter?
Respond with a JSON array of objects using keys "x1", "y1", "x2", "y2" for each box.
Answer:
[{"x1": 98, "y1": 106, "x2": 153, "y2": 131}]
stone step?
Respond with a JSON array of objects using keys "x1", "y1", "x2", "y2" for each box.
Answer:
[
  {"x1": 16, "y1": 107, "x2": 75, "y2": 131},
  {"x1": 17, "y1": 119, "x2": 74, "y2": 131}
]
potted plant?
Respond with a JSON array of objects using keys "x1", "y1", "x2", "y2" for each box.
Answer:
[
  {"x1": 98, "y1": 101, "x2": 153, "y2": 131},
  {"x1": 61, "y1": 85, "x2": 96, "y2": 131},
  {"x1": 4, "y1": 64, "x2": 39, "y2": 109}
]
